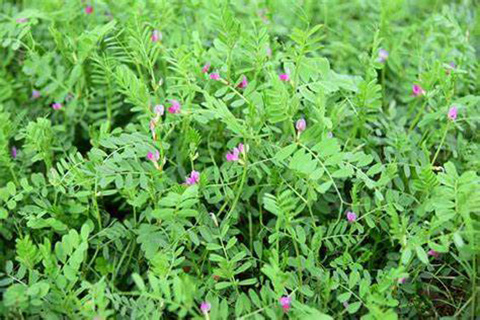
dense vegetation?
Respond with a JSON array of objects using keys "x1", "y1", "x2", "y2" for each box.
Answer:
[{"x1": 0, "y1": 0, "x2": 479, "y2": 319}]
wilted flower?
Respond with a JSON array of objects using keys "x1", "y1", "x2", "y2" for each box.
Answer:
[
  {"x1": 201, "y1": 63, "x2": 210, "y2": 74},
  {"x1": 296, "y1": 118, "x2": 306, "y2": 133},
  {"x1": 279, "y1": 296, "x2": 292, "y2": 313},
  {"x1": 154, "y1": 104, "x2": 164, "y2": 117},
  {"x1": 186, "y1": 170, "x2": 200, "y2": 185},
  {"x1": 147, "y1": 150, "x2": 161, "y2": 169},
  {"x1": 11, "y1": 147, "x2": 17, "y2": 159},
  {"x1": 428, "y1": 249, "x2": 440, "y2": 258},
  {"x1": 448, "y1": 106, "x2": 457, "y2": 121},
  {"x1": 238, "y1": 76, "x2": 248, "y2": 89},
  {"x1": 200, "y1": 301, "x2": 211, "y2": 314},
  {"x1": 151, "y1": 30, "x2": 162, "y2": 42},
  {"x1": 279, "y1": 73, "x2": 290, "y2": 81},
  {"x1": 412, "y1": 84, "x2": 426, "y2": 97},
  {"x1": 168, "y1": 100, "x2": 181, "y2": 114},
  {"x1": 16, "y1": 18, "x2": 28, "y2": 23},
  {"x1": 210, "y1": 73, "x2": 221, "y2": 81},
  {"x1": 31, "y1": 90, "x2": 40, "y2": 99},
  {"x1": 85, "y1": 5, "x2": 93, "y2": 14},
  {"x1": 377, "y1": 48, "x2": 389, "y2": 63},
  {"x1": 346, "y1": 211, "x2": 357, "y2": 223},
  {"x1": 52, "y1": 103, "x2": 62, "y2": 110}
]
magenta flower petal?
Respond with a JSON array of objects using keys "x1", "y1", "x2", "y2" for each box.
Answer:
[
  {"x1": 279, "y1": 73, "x2": 290, "y2": 81},
  {"x1": 168, "y1": 99, "x2": 181, "y2": 114},
  {"x1": 295, "y1": 118, "x2": 306, "y2": 133},
  {"x1": 200, "y1": 301, "x2": 211, "y2": 314},
  {"x1": 186, "y1": 170, "x2": 200, "y2": 185},
  {"x1": 346, "y1": 211, "x2": 357, "y2": 223},
  {"x1": 448, "y1": 106, "x2": 457, "y2": 121},
  {"x1": 210, "y1": 73, "x2": 221, "y2": 81},
  {"x1": 151, "y1": 30, "x2": 162, "y2": 42},
  {"x1": 11, "y1": 147, "x2": 17, "y2": 159},
  {"x1": 238, "y1": 76, "x2": 248, "y2": 89},
  {"x1": 279, "y1": 296, "x2": 292, "y2": 313},
  {"x1": 428, "y1": 249, "x2": 440, "y2": 258},
  {"x1": 85, "y1": 5, "x2": 93, "y2": 14},
  {"x1": 412, "y1": 84, "x2": 426, "y2": 97},
  {"x1": 52, "y1": 103, "x2": 63, "y2": 110},
  {"x1": 31, "y1": 90, "x2": 40, "y2": 99},
  {"x1": 201, "y1": 63, "x2": 211, "y2": 74}
]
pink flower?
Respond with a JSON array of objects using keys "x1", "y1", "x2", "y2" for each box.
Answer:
[
  {"x1": 238, "y1": 76, "x2": 248, "y2": 89},
  {"x1": 52, "y1": 103, "x2": 63, "y2": 110},
  {"x1": 377, "y1": 48, "x2": 389, "y2": 63},
  {"x1": 147, "y1": 150, "x2": 160, "y2": 162},
  {"x1": 295, "y1": 118, "x2": 306, "y2": 133},
  {"x1": 226, "y1": 143, "x2": 246, "y2": 162},
  {"x1": 16, "y1": 18, "x2": 28, "y2": 23},
  {"x1": 168, "y1": 100, "x2": 181, "y2": 114},
  {"x1": 186, "y1": 170, "x2": 200, "y2": 185},
  {"x1": 279, "y1": 296, "x2": 292, "y2": 313},
  {"x1": 427, "y1": 249, "x2": 440, "y2": 258},
  {"x1": 448, "y1": 106, "x2": 457, "y2": 121},
  {"x1": 85, "y1": 5, "x2": 93, "y2": 14},
  {"x1": 31, "y1": 90, "x2": 40, "y2": 99},
  {"x1": 151, "y1": 30, "x2": 162, "y2": 42},
  {"x1": 279, "y1": 73, "x2": 290, "y2": 81},
  {"x1": 398, "y1": 277, "x2": 406, "y2": 284},
  {"x1": 412, "y1": 84, "x2": 426, "y2": 97},
  {"x1": 201, "y1": 63, "x2": 211, "y2": 74},
  {"x1": 210, "y1": 73, "x2": 221, "y2": 81},
  {"x1": 200, "y1": 301, "x2": 211, "y2": 314},
  {"x1": 346, "y1": 211, "x2": 357, "y2": 223},
  {"x1": 11, "y1": 147, "x2": 17, "y2": 159}
]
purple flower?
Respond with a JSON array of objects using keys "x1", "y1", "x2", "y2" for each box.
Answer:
[
  {"x1": 238, "y1": 76, "x2": 248, "y2": 89},
  {"x1": 279, "y1": 296, "x2": 292, "y2": 313},
  {"x1": 52, "y1": 103, "x2": 63, "y2": 110},
  {"x1": 226, "y1": 143, "x2": 246, "y2": 162},
  {"x1": 201, "y1": 63, "x2": 210, "y2": 74},
  {"x1": 11, "y1": 147, "x2": 17, "y2": 159},
  {"x1": 210, "y1": 73, "x2": 221, "y2": 81},
  {"x1": 85, "y1": 5, "x2": 93, "y2": 14},
  {"x1": 186, "y1": 170, "x2": 200, "y2": 185},
  {"x1": 398, "y1": 277, "x2": 407, "y2": 284},
  {"x1": 412, "y1": 84, "x2": 426, "y2": 97},
  {"x1": 151, "y1": 30, "x2": 162, "y2": 42},
  {"x1": 428, "y1": 249, "x2": 440, "y2": 258},
  {"x1": 279, "y1": 73, "x2": 290, "y2": 82},
  {"x1": 377, "y1": 48, "x2": 389, "y2": 63},
  {"x1": 147, "y1": 150, "x2": 160, "y2": 162},
  {"x1": 200, "y1": 301, "x2": 211, "y2": 314},
  {"x1": 31, "y1": 90, "x2": 40, "y2": 99},
  {"x1": 168, "y1": 100, "x2": 181, "y2": 114},
  {"x1": 448, "y1": 106, "x2": 457, "y2": 121},
  {"x1": 295, "y1": 118, "x2": 306, "y2": 133},
  {"x1": 346, "y1": 211, "x2": 357, "y2": 223}
]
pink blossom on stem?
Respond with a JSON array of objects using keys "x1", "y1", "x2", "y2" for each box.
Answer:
[
  {"x1": 52, "y1": 103, "x2": 63, "y2": 110},
  {"x1": 186, "y1": 170, "x2": 200, "y2": 185},
  {"x1": 226, "y1": 143, "x2": 246, "y2": 162},
  {"x1": 210, "y1": 73, "x2": 221, "y2": 81},
  {"x1": 296, "y1": 118, "x2": 306, "y2": 133},
  {"x1": 200, "y1": 301, "x2": 211, "y2": 314},
  {"x1": 279, "y1": 296, "x2": 292, "y2": 313},
  {"x1": 238, "y1": 76, "x2": 248, "y2": 89},
  {"x1": 201, "y1": 63, "x2": 211, "y2": 74},
  {"x1": 147, "y1": 150, "x2": 161, "y2": 169},
  {"x1": 279, "y1": 73, "x2": 290, "y2": 81},
  {"x1": 428, "y1": 249, "x2": 440, "y2": 258},
  {"x1": 346, "y1": 211, "x2": 357, "y2": 223},
  {"x1": 151, "y1": 30, "x2": 162, "y2": 42},
  {"x1": 85, "y1": 5, "x2": 93, "y2": 14},
  {"x1": 168, "y1": 100, "x2": 181, "y2": 114},
  {"x1": 448, "y1": 106, "x2": 457, "y2": 121},
  {"x1": 412, "y1": 84, "x2": 426, "y2": 97},
  {"x1": 11, "y1": 147, "x2": 17, "y2": 159}
]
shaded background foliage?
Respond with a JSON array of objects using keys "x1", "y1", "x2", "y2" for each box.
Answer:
[{"x1": 0, "y1": 0, "x2": 479, "y2": 319}]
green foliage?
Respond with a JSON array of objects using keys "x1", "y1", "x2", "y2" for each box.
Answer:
[{"x1": 0, "y1": 0, "x2": 478, "y2": 319}]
